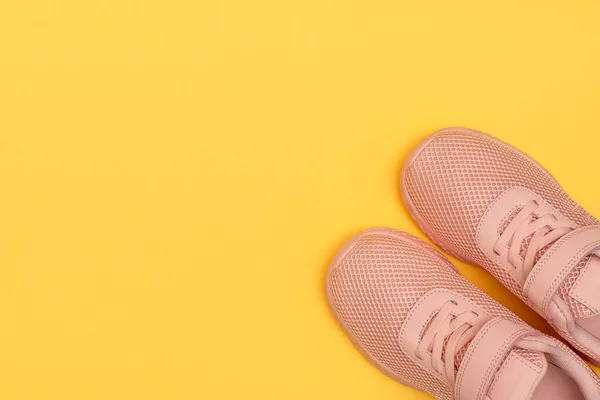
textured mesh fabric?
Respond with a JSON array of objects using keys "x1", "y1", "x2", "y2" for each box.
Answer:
[
  {"x1": 328, "y1": 231, "x2": 525, "y2": 399},
  {"x1": 403, "y1": 128, "x2": 600, "y2": 362}
]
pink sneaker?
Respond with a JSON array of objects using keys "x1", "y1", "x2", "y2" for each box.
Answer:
[
  {"x1": 327, "y1": 229, "x2": 600, "y2": 399},
  {"x1": 401, "y1": 127, "x2": 600, "y2": 366}
]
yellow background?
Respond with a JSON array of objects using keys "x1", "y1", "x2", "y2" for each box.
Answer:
[{"x1": 1, "y1": 1, "x2": 600, "y2": 399}]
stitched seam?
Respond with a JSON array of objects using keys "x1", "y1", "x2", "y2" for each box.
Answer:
[
  {"x1": 497, "y1": 205, "x2": 521, "y2": 236},
  {"x1": 456, "y1": 318, "x2": 501, "y2": 400},
  {"x1": 488, "y1": 353, "x2": 514, "y2": 395},
  {"x1": 513, "y1": 353, "x2": 542, "y2": 373},
  {"x1": 488, "y1": 352, "x2": 541, "y2": 396},
  {"x1": 476, "y1": 187, "x2": 522, "y2": 284},
  {"x1": 456, "y1": 318, "x2": 530, "y2": 400},
  {"x1": 543, "y1": 239, "x2": 600, "y2": 309},
  {"x1": 523, "y1": 225, "x2": 600, "y2": 309},
  {"x1": 418, "y1": 310, "x2": 439, "y2": 341},
  {"x1": 549, "y1": 299, "x2": 569, "y2": 331},
  {"x1": 457, "y1": 318, "x2": 503, "y2": 400},
  {"x1": 398, "y1": 288, "x2": 451, "y2": 385},
  {"x1": 570, "y1": 258, "x2": 599, "y2": 313},
  {"x1": 519, "y1": 354, "x2": 542, "y2": 399},
  {"x1": 476, "y1": 188, "x2": 518, "y2": 254},
  {"x1": 526, "y1": 226, "x2": 597, "y2": 292},
  {"x1": 478, "y1": 329, "x2": 528, "y2": 399}
]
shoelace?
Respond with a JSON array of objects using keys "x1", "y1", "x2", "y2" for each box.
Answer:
[
  {"x1": 493, "y1": 200, "x2": 577, "y2": 282},
  {"x1": 415, "y1": 301, "x2": 479, "y2": 385}
]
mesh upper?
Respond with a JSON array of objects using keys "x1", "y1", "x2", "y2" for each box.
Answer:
[
  {"x1": 327, "y1": 232, "x2": 523, "y2": 399},
  {"x1": 403, "y1": 129, "x2": 600, "y2": 361}
]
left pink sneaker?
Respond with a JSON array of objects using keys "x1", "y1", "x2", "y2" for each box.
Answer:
[
  {"x1": 401, "y1": 127, "x2": 600, "y2": 366},
  {"x1": 326, "y1": 228, "x2": 600, "y2": 399}
]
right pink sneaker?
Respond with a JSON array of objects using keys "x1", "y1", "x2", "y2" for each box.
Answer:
[
  {"x1": 327, "y1": 228, "x2": 600, "y2": 400},
  {"x1": 401, "y1": 127, "x2": 600, "y2": 365}
]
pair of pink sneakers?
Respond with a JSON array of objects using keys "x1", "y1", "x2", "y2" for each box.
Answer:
[{"x1": 327, "y1": 128, "x2": 600, "y2": 399}]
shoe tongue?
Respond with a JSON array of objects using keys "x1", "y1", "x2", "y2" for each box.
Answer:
[{"x1": 486, "y1": 347, "x2": 548, "y2": 400}]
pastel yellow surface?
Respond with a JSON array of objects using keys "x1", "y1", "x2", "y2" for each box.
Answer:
[{"x1": 1, "y1": 1, "x2": 600, "y2": 399}]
